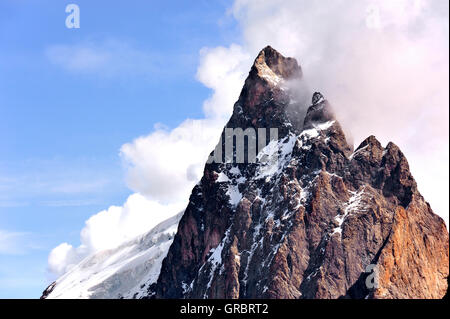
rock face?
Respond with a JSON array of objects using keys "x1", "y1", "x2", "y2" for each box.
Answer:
[{"x1": 151, "y1": 46, "x2": 448, "y2": 299}]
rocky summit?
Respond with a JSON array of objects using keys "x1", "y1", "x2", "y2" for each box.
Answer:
[{"x1": 151, "y1": 46, "x2": 449, "y2": 299}]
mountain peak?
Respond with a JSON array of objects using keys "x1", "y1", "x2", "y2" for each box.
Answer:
[
  {"x1": 312, "y1": 92, "x2": 325, "y2": 105},
  {"x1": 303, "y1": 92, "x2": 336, "y2": 130},
  {"x1": 252, "y1": 45, "x2": 302, "y2": 84},
  {"x1": 229, "y1": 46, "x2": 307, "y2": 136}
]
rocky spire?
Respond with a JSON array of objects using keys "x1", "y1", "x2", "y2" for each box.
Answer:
[
  {"x1": 312, "y1": 92, "x2": 324, "y2": 105},
  {"x1": 303, "y1": 92, "x2": 336, "y2": 130},
  {"x1": 236, "y1": 46, "x2": 303, "y2": 111},
  {"x1": 252, "y1": 45, "x2": 302, "y2": 83},
  {"x1": 225, "y1": 46, "x2": 308, "y2": 140}
]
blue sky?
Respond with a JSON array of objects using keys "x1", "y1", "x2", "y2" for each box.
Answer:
[{"x1": 0, "y1": 0, "x2": 238, "y2": 298}]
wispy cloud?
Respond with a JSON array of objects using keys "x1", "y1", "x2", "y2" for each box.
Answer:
[
  {"x1": 0, "y1": 157, "x2": 124, "y2": 215},
  {"x1": 46, "y1": 179, "x2": 111, "y2": 195},
  {"x1": 0, "y1": 173, "x2": 113, "y2": 200},
  {"x1": 0, "y1": 230, "x2": 31, "y2": 255},
  {"x1": 0, "y1": 158, "x2": 119, "y2": 195},
  {"x1": 44, "y1": 38, "x2": 189, "y2": 79},
  {"x1": 0, "y1": 201, "x2": 29, "y2": 208},
  {"x1": 40, "y1": 199, "x2": 101, "y2": 207}
]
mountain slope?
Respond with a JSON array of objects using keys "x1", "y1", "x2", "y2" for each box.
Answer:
[
  {"x1": 151, "y1": 46, "x2": 449, "y2": 299},
  {"x1": 42, "y1": 212, "x2": 182, "y2": 299}
]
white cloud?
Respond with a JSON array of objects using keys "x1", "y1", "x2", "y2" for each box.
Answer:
[
  {"x1": 48, "y1": 243, "x2": 83, "y2": 277},
  {"x1": 79, "y1": 193, "x2": 183, "y2": 251},
  {"x1": 365, "y1": 0, "x2": 427, "y2": 29},
  {"x1": 120, "y1": 119, "x2": 222, "y2": 203},
  {"x1": 197, "y1": 44, "x2": 252, "y2": 118}
]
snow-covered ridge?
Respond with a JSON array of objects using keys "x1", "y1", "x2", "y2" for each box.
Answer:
[{"x1": 45, "y1": 212, "x2": 183, "y2": 299}]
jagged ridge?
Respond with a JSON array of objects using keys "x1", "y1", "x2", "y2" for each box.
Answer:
[{"x1": 152, "y1": 46, "x2": 448, "y2": 299}]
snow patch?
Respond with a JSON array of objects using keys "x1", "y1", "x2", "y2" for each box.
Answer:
[
  {"x1": 226, "y1": 185, "x2": 242, "y2": 207},
  {"x1": 349, "y1": 144, "x2": 369, "y2": 160},
  {"x1": 300, "y1": 121, "x2": 335, "y2": 140},
  {"x1": 256, "y1": 134, "x2": 297, "y2": 181},
  {"x1": 201, "y1": 227, "x2": 231, "y2": 298},
  {"x1": 216, "y1": 172, "x2": 230, "y2": 183},
  {"x1": 332, "y1": 188, "x2": 366, "y2": 237}
]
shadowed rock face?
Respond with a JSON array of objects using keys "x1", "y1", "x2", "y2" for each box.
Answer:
[{"x1": 151, "y1": 46, "x2": 448, "y2": 299}]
